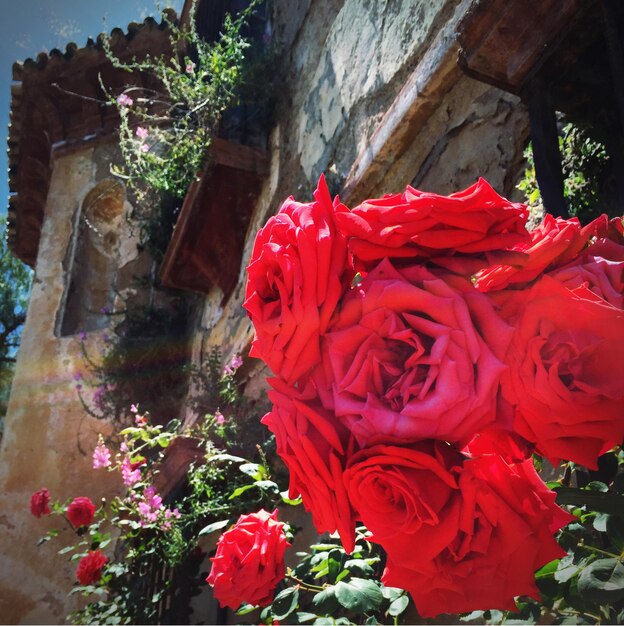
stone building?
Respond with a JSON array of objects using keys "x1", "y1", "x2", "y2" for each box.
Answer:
[{"x1": 1, "y1": 0, "x2": 619, "y2": 622}]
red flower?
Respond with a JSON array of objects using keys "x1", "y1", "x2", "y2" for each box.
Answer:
[
  {"x1": 244, "y1": 175, "x2": 349, "y2": 383},
  {"x1": 262, "y1": 377, "x2": 356, "y2": 552},
  {"x1": 66, "y1": 497, "x2": 96, "y2": 529},
  {"x1": 76, "y1": 549, "x2": 108, "y2": 585},
  {"x1": 30, "y1": 488, "x2": 51, "y2": 518},
  {"x1": 501, "y1": 276, "x2": 624, "y2": 468},
  {"x1": 207, "y1": 509, "x2": 290, "y2": 610},
  {"x1": 548, "y1": 224, "x2": 624, "y2": 309},
  {"x1": 323, "y1": 259, "x2": 507, "y2": 446},
  {"x1": 381, "y1": 454, "x2": 573, "y2": 617},
  {"x1": 474, "y1": 214, "x2": 595, "y2": 291},
  {"x1": 335, "y1": 178, "x2": 529, "y2": 267},
  {"x1": 343, "y1": 442, "x2": 463, "y2": 561}
]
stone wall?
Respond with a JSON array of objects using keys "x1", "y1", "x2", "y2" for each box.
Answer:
[{"x1": 0, "y1": 141, "x2": 141, "y2": 623}]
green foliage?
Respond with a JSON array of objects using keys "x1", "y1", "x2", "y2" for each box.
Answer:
[
  {"x1": 61, "y1": 352, "x2": 287, "y2": 625},
  {"x1": 518, "y1": 122, "x2": 613, "y2": 221},
  {"x1": 104, "y1": 1, "x2": 259, "y2": 200},
  {"x1": 257, "y1": 528, "x2": 412, "y2": 625},
  {"x1": 0, "y1": 221, "x2": 32, "y2": 420}
]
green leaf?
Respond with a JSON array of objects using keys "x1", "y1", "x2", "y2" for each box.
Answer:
[
  {"x1": 577, "y1": 558, "x2": 624, "y2": 603},
  {"x1": 310, "y1": 587, "x2": 339, "y2": 614},
  {"x1": 255, "y1": 480, "x2": 280, "y2": 493},
  {"x1": 554, "y1": 554, "x2": 590, "y2": 583},
  {"x1": 198, "y1": 519, "x2": 229, "y2": 536},
  {"x1": 381, "y1": 586, "x2": 404, "y2": 601},
  {"x1": 235, "y1": 602, "x2": 258, "y2": 615},
  {"x1": 118, "y1": 427, "x2": 142, "y2": 436},
  {"x1": 295, "y1": 612, "x2": 318, "y2": 623},
  {"x1": 343, "y1": 559, "x2": 374, "y2": 577},
  {"x1": 239, "y1": 462, "x2": 264, "y2": 479},
  {"x1": 535, "y1": 559, "x2": 559, "y2": 579},
  {"x1": 334, "y1": 577, "x2": 383, "y2": 613},
  {"x1": 228, "y1": 484, "x2": 255, "y2": 499},
  {"x1": 593, "y1": 512, "x2": 609, "y2": 532},
  {"x1": 335, "y1": 569, "x2": 349, "y2": 583},
  {"x1": 281, "y1": 491, "x2": 303, "y2": 506},
  {"x1": 586, "y1": 481, "x2": 609, "y2": 492},
  {"x1": 272, "y1": 587, "x2": 299, "y2": 620},
  {"x1": 387, "y1": 594, "x2": 409, "y2": 616}
]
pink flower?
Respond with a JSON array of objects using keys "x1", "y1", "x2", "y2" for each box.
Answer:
[
  {"x1": 140, "y1": 143, "x2": 150, "y2": 153},
  {"x1": 92, "y1": 442, "x2": 111, "y2": 469},
  {"x1": 214, "y1": 411, "x2": 226, "y2": 426},
  {"x1": 186, "y1": 61, "x2": 195, "y2": 74},
  {"x1": 116, "y1": 93, "x2": 133, "y2": 107},
  {"x1": 135, "y1": 413, "x2": 147, "y2": 426},
  {"x1": 144, "y1": 486, "x2": 162, "y2": 510},
  {"x1": 224, "y1": 354, "x2": 243, "y2": 375},
  {"x1": 130, "y1": 404, "x2": 138, "y2": 414},
  {"x1": 121, "y1": 457, "x2": 142, "y2": 486},
  {"x1": 135, "y1": 126, "x2": 148, "y2": 139}
]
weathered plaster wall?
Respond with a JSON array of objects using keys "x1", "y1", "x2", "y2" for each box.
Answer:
[
  {"x1": 0, "y1": 142, "x2": 137, "y2": 624},
  {"x1": 186, "y1": 0, "x2": 530, "y2": 402}
]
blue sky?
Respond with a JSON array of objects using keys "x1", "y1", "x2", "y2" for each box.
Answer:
[{"x1": 0, "y1": 0, "x2": 183, "y2": 216}]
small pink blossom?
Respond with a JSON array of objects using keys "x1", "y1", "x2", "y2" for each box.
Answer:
[
  {"x1": 186, "y1": 61, "x2": 195, "y2": 74},
  {"x1": 92, "y1": 442, "x2": 111, "y2": 469},
  {"x1": 214, "y1": 411, "x2": 226, "y2": 426},
  {"x1": 144, "y1": 486, "x2": 163, "y2": 510},
  {"x1": 136, "y1": 126, "x2": 149, "y2": 139},
  {"x1": 224, "y1": 354, "x2": 243, "y2": 375},
  {"x1": 130, "y1": 404, "x2": 139, "y2": 414},
  {"x1": 121, "y1": 457, "x2": 142, "y2": 486},
  {"x1": 116, "y1": 93, "x2": 133, "y2": 107},
  {"x1": 140, "y1": 143, "x2": 150, "y2": 153},
  {"x1": 138, "y1": 502, "x2": 158, "y2": 524},
  {"x1": 120, "y1": 441, "x2": 129, "y2": 453},
  {"x1": 135, "y1": 413, "x2": 147, "y2": 426}
]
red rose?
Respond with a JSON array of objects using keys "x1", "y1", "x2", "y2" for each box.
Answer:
[
  {"x1": 463, "y1": 427, "x2": 533, "y2": 463},
  {"x1": 343, "y1": 442, "x2": 463, "y2": 562},
  {"x1": 207, "y1": 509, "x2": 290, "y2": 610},
  {"x1": 262, "y1": 377, "x2": 356, "y2": 552},
  {"x1": 244, "y1": 175, "x2": 349, "y2": 383},
  {"x1": 547, "y1": 221, "x2": 624, "y2": 309},
  {"x1": 30, "y1": 488, "x2": 51, "y2": 518},
  {"x1": 382, "y1": 455, "x2": 573, "y2": 617},
  {"x1": 323, "y1": 259, "x2": 506, "y2": 446},
  {"x1": 502, "y1": 276, "x2": 624, "y2": 469},
  {"x1": 66, "y1": 496, "x2": 96, "y2": 528},
  {"x1": 335, "y1": 178, "x2": 529, "y2": 266},
  {"x1": 549, "y1": 253, "x2": 624, "y2": 309},
  {"x1": 76, "y1": 549, "x2": 108, "y2": 585},
  {"x1": 474, "y1": 214, "x2": 595, "y2": 292}
]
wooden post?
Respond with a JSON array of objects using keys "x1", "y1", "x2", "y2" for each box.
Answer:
[{"x1": 527, "y1": 79, "x2": 568, "y2": 218}]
